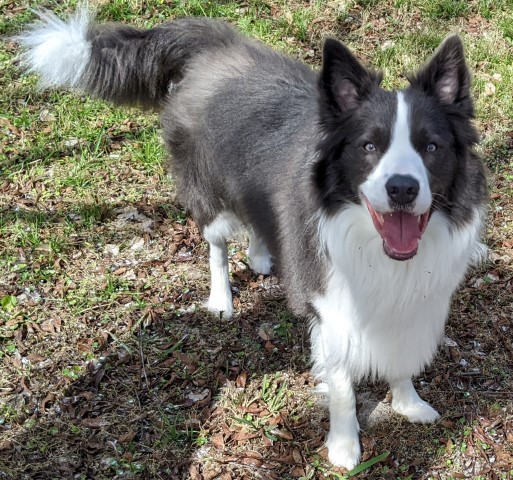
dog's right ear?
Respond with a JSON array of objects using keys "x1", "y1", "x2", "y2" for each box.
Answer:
[{"x1": 319, "y1": 39, "x2": 382, "y2": 114}]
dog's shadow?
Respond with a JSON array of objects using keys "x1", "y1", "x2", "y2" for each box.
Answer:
[{"x1": 1, "y1": 199, "x2": 512, "y2": 479}]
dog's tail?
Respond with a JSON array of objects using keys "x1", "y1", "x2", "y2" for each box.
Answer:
[{"x1": 17, "y1": 7, "x2": 239, "y2": 109}]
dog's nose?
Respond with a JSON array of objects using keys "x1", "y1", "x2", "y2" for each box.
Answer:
[{"x1": 386, "y1": 175, "x2": 419, "y2": 205}]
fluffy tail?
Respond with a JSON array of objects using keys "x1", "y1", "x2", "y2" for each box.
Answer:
[{"x1": 17, "y1": 7, "x2": 239, "y2": 109}]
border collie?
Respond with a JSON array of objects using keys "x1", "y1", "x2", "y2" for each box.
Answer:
[{"x1": 18, "y1": 8, "x2": 487, "y2": 469}]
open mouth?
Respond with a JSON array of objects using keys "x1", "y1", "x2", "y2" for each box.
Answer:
[{"x1": 365, "y1": 200, "x2": 430, "y2": 261}]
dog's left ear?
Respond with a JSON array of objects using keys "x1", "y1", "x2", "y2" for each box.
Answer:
[
  {"x1": 409, "y1": 35, "x2": 471, "y2": 106},
  {"x1": 319, "y1": 38, "x2": 382, "y2": 114}
]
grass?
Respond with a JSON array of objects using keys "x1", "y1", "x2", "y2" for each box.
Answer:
[{"x1": 1, "y1": 0, "x2": 513, "y2": 478}]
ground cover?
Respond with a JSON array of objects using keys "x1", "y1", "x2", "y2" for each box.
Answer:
[{"x1": 1, "y1": 1, "x2": 513, "y2": 478}]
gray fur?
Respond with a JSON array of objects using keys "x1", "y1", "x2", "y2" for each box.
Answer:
[
  {"x1": 84, "y1": 17, "x2": 241, "y2": 109},
  {"x1": 161, "y1": 42, "x2": 323, "y2": 314},
  {"x1": 18, "y1": 11, "x2": 487, "y2": 318}
]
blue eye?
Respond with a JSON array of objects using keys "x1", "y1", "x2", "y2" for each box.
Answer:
[
  {"x1": 426, "y1": 143, "x2": 437, "y2": 152},
  {"x1": 364, "y1": 143, "x2": 376, "y2": 152}
]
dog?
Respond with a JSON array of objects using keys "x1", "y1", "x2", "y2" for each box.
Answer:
[{"x1": 18, "y1": 7, "x2": 488, "y2": 469}]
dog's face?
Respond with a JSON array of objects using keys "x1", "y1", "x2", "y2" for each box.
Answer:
[{"x1": 314, "y1": 36, "x2": 478, "y2": 260}]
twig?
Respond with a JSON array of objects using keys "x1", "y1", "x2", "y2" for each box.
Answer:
[{"x1": 138, "y1": 323, "x2": 149, "y2": 389}]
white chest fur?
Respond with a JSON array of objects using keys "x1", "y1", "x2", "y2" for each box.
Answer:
[{"x1": 312, "y1": 204, "x2": 485, "y2": 381}]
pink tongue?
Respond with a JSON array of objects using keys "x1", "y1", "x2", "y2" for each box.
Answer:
[{"x1": 381, "y1": 211, "x2": 421, "y2": 255}]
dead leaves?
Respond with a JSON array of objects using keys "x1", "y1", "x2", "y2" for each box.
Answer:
[
  {"x1": 118, "y1": 430, "x2": 137, "y2": 444},
  {"x1": 0, "y1": 116, "x2": 21, "y2": 136},
  {"x1": 167, "y1": 218, "x2": 202, "y2": 258},
  {"x1": 114, "y1": 206, "x2": 153, "y2": 233},
  {"x1": 235, "y1": 370, "x2": 247, "y2": 389},
  {"x1": 40, "y1": 317, "x2": 61, "y2": 334},
  {"x1": 81, "y1": 417, "x2": 110, "y2": 429},
  {"x1": 211, "y1": 433, "x2": 225, "y2": 450},
  {"x1": 198, "y1": 372, "x2": 322, "y2": 479}
]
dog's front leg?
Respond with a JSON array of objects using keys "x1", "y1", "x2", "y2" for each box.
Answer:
[
  {"x1": 325, "y1": 369, "x2": 361, "y2": 470},
  {"x1": 389, "y1": 377, "x2": 440, "y2": 423}
]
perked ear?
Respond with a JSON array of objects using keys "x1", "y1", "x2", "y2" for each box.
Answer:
[
  {"x1": 319, "y1": 38, "x2": 382, "y2": 113},
  {"x1": 409, "y1": 35, "x2": 471, "y2": 105}
]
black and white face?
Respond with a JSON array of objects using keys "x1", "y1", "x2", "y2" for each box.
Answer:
[
  {"x1": 358, "y1": 91, "x2": 433, "y2": 260},
  {"x1": 315, "y1": 35, "x2": 479, "y2": 260}
]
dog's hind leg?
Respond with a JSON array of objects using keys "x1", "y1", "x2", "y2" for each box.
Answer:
[
  {"x1": 203, "y1": 213, "x2": 240, "y2": 319},
  {"x1": 247, "y1": 232, "x2": 272, "y2": 275},
  {"x1": 389, "y1": 377, "x2": 440, "y2": 423}
]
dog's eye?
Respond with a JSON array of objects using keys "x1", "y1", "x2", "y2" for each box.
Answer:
[
  {"x1": 426, "y1": 143, "x2": 437, "y2": 152},
  {"x1": 364, "y1": 143, "x2": 376, "y2": 152}
]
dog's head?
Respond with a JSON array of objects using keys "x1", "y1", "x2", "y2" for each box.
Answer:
[{"x1": 314, "y1": 35, "x2": 482, "y2": 260}]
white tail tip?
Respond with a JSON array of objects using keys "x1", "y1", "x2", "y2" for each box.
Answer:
[{"x1": 17, "y1": 7, "x2": 93, "y2": 88}]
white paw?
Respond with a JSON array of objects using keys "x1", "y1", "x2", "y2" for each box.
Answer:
[
  {"x1": 315, "y1": 382, "x2": 329, "y2": 394},
  {"x1": 248, "y1": 253, "x2": 272, "y2": 275},
  {"x1": 392, "y1": 399, "x2": 440, "y2": 424},
  {"x1": 206, "y1": 294, "x2": 233, "y2": 319},
  {"x1": 326, "y1": 432, "x2": 361, "y2": 470}
]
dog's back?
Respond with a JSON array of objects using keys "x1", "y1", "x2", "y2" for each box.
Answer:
[{"x1": 162, "y1": 42, "x2": 318, "y2": 252}]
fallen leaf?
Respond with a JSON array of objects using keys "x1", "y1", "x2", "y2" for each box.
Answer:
[
  {"x1": 82, "y1": 417, "x2": 110, "y2": 428},
  {"x1": 269, "y1": 428, "x2": 293, "y2": 440},
  {"x1": 40, "y1": 317, "x2": 61, "y2": 333},
  {"x1": 257, "y1": 324, "x2": 274, "y2": 341},
  {"x1": 245, "y1": 403, "x2": 263, "y2": 414},
  {"x1": 187, "y1": 389, "x2": 210, "y2": 403},
  {"x1": 27, "y1": 353, "x2": 46, "y2": 363},
  {"x1": 129, "y1": 236, "x2": 145, "y2": 251},
  {"x1": 211, "y1": 433, "x2": 225, "y2": 449},
  {"x1": 241, "y1": 457, "x2": 263, "y2": 467},
  {"x1": 118, "y1": 431, "x2": 136, "y2": 443},
  {"x1": 39, "y1": 109, "x2": 56, "y2": 122},
  {"x1": 232, "y1": 432, "x2": 259, "y2": 442},
  {"x1": 292, "y1": 447, "x2": 303, "y2": 463},
  {"x1": 188, "y1": 464, "x2": 202, "y2": 480},
  {"x1": 244, "y1": 451, "x2": 263, "y2": 459},
  {"x1": 291, "y1": 466, "x2": 306, "y2": 477},
  {"x1": 440, "y1": 419, "x2": 455, "y2": 428},
  {"x1": 484, "y1": 82, "x2": 496, "y2": 96},
  {"x1": 236, "y1": 371, "x2": 248, "y2": 389},
  {"x1": 0, "y1": 116, "x2": 20, "y2": 135},
  {"x1": 0, "y1": 440, "x2": 13, "y2": 451},
  {"x1": 40, "y1": 393, "x2": 56, "y2": 413},
  {"x1": 122, "y1": 269, "x2": 136, "y2": 280},
  {"x1": 261, "y1": 431, "x2": 273, "y2": 447},
  {"x1": 103, "y1": 244, "x2": 120, "y2": 257}
]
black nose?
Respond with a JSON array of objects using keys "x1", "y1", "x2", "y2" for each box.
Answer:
[{"x1": 385, "y1": 175, "x2": 419, "y2": 205}]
